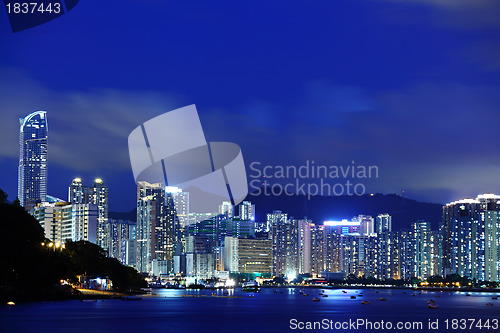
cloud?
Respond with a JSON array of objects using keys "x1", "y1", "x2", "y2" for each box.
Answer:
[
  {"x1": 2, "y1": 67, "x2": 498, "y2": 205},
  {"x1": 0, "y1": 68, "x2": 182, "y2": 172},
  {"x1": 379, "y1": 0, "x2": 500, "y2": 29}
]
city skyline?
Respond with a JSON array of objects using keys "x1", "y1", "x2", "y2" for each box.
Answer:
[
  {"x1": 6, "y1": 109, "x2": 500, "y2": 284},
  {"x1": 2, "y1": 3, "x2": 500, "y2": 331},
  {"x1": 1, "y1": 1, "x2": 500, "y2": 212}
]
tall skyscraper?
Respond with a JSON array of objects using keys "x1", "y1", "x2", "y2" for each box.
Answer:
[
  {"x1": 357, "y1": 215, "x2": 375, "y2": 235},
  {"x1": 268, "y1": 210, "x2": 299, "y2": 276},
  {"x1": 441, "y1": 194, "x2": 500, "y2": 282},
  {"x1": 68, "y1": 178, "x2": 108, "y2": 250},
  {"x1": 136, "y1": 181, "x2": 181, "y2": 273},
  {"x1": 339, "y1": 234, "x2": 377, "y2": 278},
  {"x1": 18, "y1": 111, "x2": 48, "y2": 209},
  {"x1": 238, "y1": 201, "x2": 255, "y2": 221},
  {"x1": 376, "y1": 214, "x2": 397, "y2": 279},
  {"x1": 411, "y1": 221, "x2": 433, "y2": 279}
]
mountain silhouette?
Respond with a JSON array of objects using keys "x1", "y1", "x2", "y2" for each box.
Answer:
[{"x1": 110, "y1": 192, "x2": 443, "y2": 231}]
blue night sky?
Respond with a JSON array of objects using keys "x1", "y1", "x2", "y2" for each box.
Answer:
[{"x1": 0, "y1": 0, "x2": 499, "y2": 212}]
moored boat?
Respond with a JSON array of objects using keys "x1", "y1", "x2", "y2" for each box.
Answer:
[{"x1": 242, "y1": 280, "x2": 261, "y2": 292}]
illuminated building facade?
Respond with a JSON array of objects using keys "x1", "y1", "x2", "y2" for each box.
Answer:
[
  {"x1": 238, "y1": 201, "x2": 255, "y2": 221},
  {"x1": 224, "y1": 236, "x2": 272, "y2": 274},
  {"x1": 136, "y1": 181, "x2": 181, "y2": 274},
  {"x1": 376, "y1": 214, "x2": 397, "y2": 279},
  {"x1": 18, "y1": 111, "x2": 48, "y2": 210},
  {"x1": 268, "y1": 210, "x2": 296, "y2": 276},
  {"x1": 411, "y1": 221, "x2": 434, "y2": 279},
  {"x1": 31, "y1": 201, "x2": 72, "y2": 244},
  {"x1": 107, "y1": 219, "x2": 136, "y2": 265},
  {"x1": 68, "y1": 178, "x2": 108, "y2": 250},
  {"x1": 441, "y1": 194, "x2": 500, "y2": 282}
]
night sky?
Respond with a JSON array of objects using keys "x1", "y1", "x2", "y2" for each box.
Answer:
[{"x1": 1, "y1": 0, "x2": 499, "y2": 212}]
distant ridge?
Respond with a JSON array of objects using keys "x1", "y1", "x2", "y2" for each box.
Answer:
[
  {"x1": 109, "y1": 193, "x2": 443, "y2": 231},
  {"x1": 247, "y1": 192, "x2": 443, "y2": 231}
]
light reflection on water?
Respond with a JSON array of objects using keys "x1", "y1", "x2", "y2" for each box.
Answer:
[{"x1": 1, "y1": 288, "x2": 498, "y2": 333}]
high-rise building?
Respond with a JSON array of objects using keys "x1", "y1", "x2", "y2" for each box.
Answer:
[
  {"x1": 71, "y1": 203, "x2": 98, "y2": 244},
  {"x1": 411, "y1": 221, "x2": 433, "y2": 279},
  {"x1": 441, "y1": 194, "x2": 500, "y2": 282},
  {"x1": 396, "y1": 230, "x2": 414, "y2": 280},
  {"x1": 339, "y1": 234, "x2": 378, "y2": 278},
  {"x1": 357, "y1": 215, "x2": 375, "y2": 235},
  {"x1": 376, "y1": 214, "x2": 397, "y2": 279},
  {"x1": 377, "y1": 214, "x2": 392, "y2": 234},
  {"x1": 310, "y1": 224, "x2": 325, "y2": 276},
  {"x1": 18, "y1": 111, "x2": 48, "y2": 210},
  {"x1": 31, "y1": 200, "x2": 97, "y2": 245},
  {"x1": 224, "y1": 236, "x2": 272, "y2": 275},
  {"x1": 107, "y1": 219, "x2": 137, "y2": 265},
  {"x1": 323, "y1": 225, "x2": 341, "y2": 273},
  {"x1": 219, "y1": 201, "x2": 233, "y2": 218},
  {"x1": 267, "y1": 210, "x2": 299, "y2": 276},
  {"x1": 31, "y1": 201, "x2": 72, "y2": 244},
  {"x1": 268, "y1": 211, "x2": 299, "y2": 276},
  {"x1": 136, "y1": 181, "x2": 181, "y2": 274},
  {"x1": 68, "y1": 178, "x2": 108, "y2": 250},
  {"x1": 323, "y1": 220, "x2": 361, "y2": 235},
  {"x1": 238, "y1": 201, "x2": 255, "y2": 221}
]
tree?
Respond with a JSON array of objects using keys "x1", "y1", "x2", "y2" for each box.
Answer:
[{"x1": 0, "y1": 189, "x2": 7, "y2": 204}]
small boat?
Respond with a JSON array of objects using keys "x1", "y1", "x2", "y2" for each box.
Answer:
[
  {"x1": 411, "y1": 294, "x2": 416, "y2": 297},
  {"x1": 121, "y1": 296, "x2": 142, "y2": 301},
  {"x1": 248, "y1": 295, "x2": 255, "y2": 298},
  {"x1": 375, "y1": 291, "x2": 379, "y2": 294},
  {"x1": 428, "y1": 303, "x2": 439, "y2": 309},
  {"x1": 7, "y1": 301, "x2": 15, "y2": 306},
  {"x1": 303, "y1": 293, "x2": 309, "y2": 296},
  {"x1": 379, "y1": 297, "x2": 387, "y2": 301},
  {"x1": 342, "y1": 290, "x2": 347, "y2": 293},
  {"x1": 350, "y1": 296, "x2": 356, "y2": 299},
  {"x1": 402, "y1": 292, "x2": 406, "y2": 294},
  {"x1": 361, "y1": 300, "x2": 369, "y2": 305},
  {"x1": 492, "y1": 296, "x2": 498, "y2": 300},
  {"x1": 323, "y1": 294, "x2": 328, "y2": 297},
  {"x1": 313, "y1": 297, "x2": 320, "y2": 302},
  {"x1": 436, "y1": 295, "x2": 440, "y2": 298},
  {"x1": 486, "y1": 303, "x2": 494, "y2": 306},
  {"x1": 466, "y1": 294, "x2": 471, "y2": 297},
  {"x1": 428, "y1": 300, "x2": 435, "y2": 304}
]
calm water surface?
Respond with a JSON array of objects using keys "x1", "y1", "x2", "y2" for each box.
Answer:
[{"x1": 1, "y1": 288, "x2": 499, "y2": 332}]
